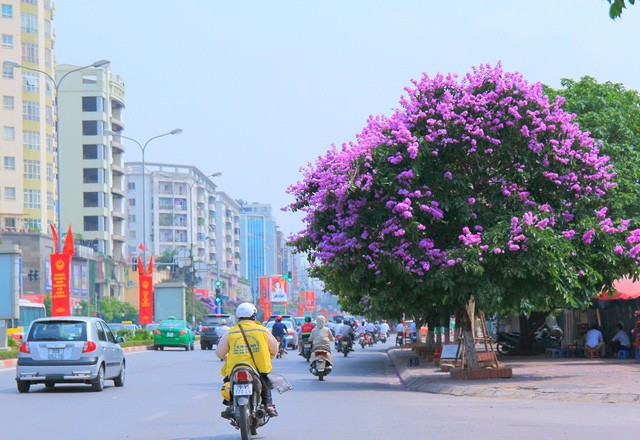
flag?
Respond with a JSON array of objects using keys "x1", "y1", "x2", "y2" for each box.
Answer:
[
  {"x1": 62, "y1": 225, "x2": 74, "y2": 256},
  {"x1": 137, "y1": 256, "x2": 144, "y2": 274},
  {"x1": 50, "y1": 224, "x2": 59, "y2": 252},
  {"x1": 146, "y1": 256, "x2": 153, "y2": 276},
  {"x1": 138, "y1": 243, "x2": 144, "y2": 252}
]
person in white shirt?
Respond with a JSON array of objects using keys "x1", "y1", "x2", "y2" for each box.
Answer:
[
  {"x1": 608, "y1": 323, "x2": 631, "y2": 355},
  {"x1": 380, "y1": 320, "x2": 390, "y2": 336},
  {"x1": 584, "y1": 324, "x2": 605, "y2": 356},
  {"x1": 395, "y1": 322, "x2": 404, "y2": 334},
  {"x1": 216, "y1": 320, "x2": 230, "y2": 340}
]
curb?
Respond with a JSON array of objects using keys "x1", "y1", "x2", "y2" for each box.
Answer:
[
  {"x1": 387, "y1": 347, "x2": 640, "y2": 404},
  {"x1": 1, "y1": 358, "x2": 17, "y2": 369}
]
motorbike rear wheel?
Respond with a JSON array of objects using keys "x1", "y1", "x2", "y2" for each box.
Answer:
[
  {"x1": 238, "y1": 404, "x2": 252, "y2": 440},
  {"x1": 318, "y1": 372, "x2": 324, "y2": 381},
  {"x1": 496, "y1": 341, "x2": 512, "y2": 355}
]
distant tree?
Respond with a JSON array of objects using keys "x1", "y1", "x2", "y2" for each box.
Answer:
[
  {"x1": 288, "y1": 63, "x2": 640, "y2": 366},
  {"x1": 608, "y1": 0, "x2": 635, "y2": 19}
]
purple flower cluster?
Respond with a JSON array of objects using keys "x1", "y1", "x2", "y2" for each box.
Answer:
[{"x1": 287, "y1": 63, "x2": 639, "y2": 279}]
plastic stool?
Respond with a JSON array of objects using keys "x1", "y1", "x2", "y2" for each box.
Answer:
[
  {"x1": 636, "y1": 348, "x2": 640, "y2": 361},
  {"x1": 545, "y1": 348, "x2": 562, "y2": 358},
  {"x1": 561, "y1": 348, "x2": 572, "y2": 358},
  {"x1": 586, "y1": 348, "x2": 600, "y2": 358},
  {"x1": 617, "y1": 350, "x2": 630, "y2": 359}
]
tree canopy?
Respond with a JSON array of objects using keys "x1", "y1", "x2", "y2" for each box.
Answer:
[
  {"x1": 288, "y1": 63, "x2": 640, "y2": 321},
  {"x1": 608, "y1": 0, "x2": 636, "y2": 19}
]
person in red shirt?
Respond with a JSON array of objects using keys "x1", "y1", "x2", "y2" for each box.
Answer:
[{"x1": 298, "y1": 316, "x2": 315, "y2": 355}]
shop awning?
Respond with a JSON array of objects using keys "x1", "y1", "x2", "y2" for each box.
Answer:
[{"x1": 599, "y1": 276, "x2": 640, "y2": 300}]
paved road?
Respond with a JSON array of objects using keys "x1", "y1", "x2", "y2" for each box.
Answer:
[{"x1": 0, "y1": 341, "x2": 638, "y2": 439}]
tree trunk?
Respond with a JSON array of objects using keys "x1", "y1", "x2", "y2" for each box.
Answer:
[
  {"x1": 457, "y1": 305, "x2": 479, "y2": 369},
  {"x1": 518, "y1": 312, "x2": 547, "y2": 355}
]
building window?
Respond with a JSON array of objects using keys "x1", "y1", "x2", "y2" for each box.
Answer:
[
  {"x1": 47, "y1": 191, "x2": 54, "y2": 211},
  {"x1": 24, "y1": 159, "x2": 40, "y2": 179},
  {"x1": 44, "y1": 19, "x2": 51, "y2": 39},
  {"x1": 23, "y1": 130, "x2": 40, "y2": 150},
  {"x1": 83, "y1": 168, "x2": 101, "y2": 184},
  {"x1": 82, "y1": 74, "x2": 97, "y2": 85},
  {"x1": 45, "y1": 77, "x2": 53, "y2": 98},
  {"x1": 3, "y1": 126, "x2": 15, "y2": 140},
  {"x1": 24, "y1": 189, "x2": 41, "y2": 209},
  {"x1": 24, "y1": 218, "x2": 41, "y2": 231},
  {"x1": 21, "y1": 0, "x2": 38, "y2": 6},
  {"x1": 44, "y1": 48, "x2": 52, "y2": 68},
  {"x1": 83, "y1": 192, "x2": 100, "y2": 207},
  {"x1": 128, "y1": 198, "x2": 135, "y2": 207},
  {"x1": 45, "y1": 105, "x2": 53, "y2": 124},
  {"x1": 84, "y1": 216, "x2": 101, "y2": 231},
  {"x1": 47, "y1": 162, "x2": 53, "y2": 182},
  {"x1": 2, "y1": 34, "x2": 13, "y2": 48},
  {"x1": 21, "y1": 13, "x2": 38, "y2": 34},
  {"x1": 23, "y1": 101, "x2": 39, "y2": 121},
  {"x1": 82, "y1": 144, "x2": 100, "y2": 160},
  {"x1": 82, "y1": 96, "x2": 102, "y2": 112},
  {"x1": 128, "y1": 230, "x2": 136, "y2": 239},
  {"x1": 3, "y1": 64, "x2": 14, "y2": 79},
  {"x1": 5, "y1": 187, "x2": 16, "y2": 200},
  {"x1": 21, "y1": 42, "x2": 39, "y2": 63},
  {"x1": 4, "y1": 156, "x2": 15, "y2": 170},
  {"x1": 46, "y1": 134, "x2": 54, "y2": 153},
  {"x1": 82, "y1": 120, "x2": 99, "y2": 136},
  {"x1": 23, "y1": 72, "x2": 39, "y2": 93},
  {"x1": 127, "y1": 182, "x2": 135, "y2": 190},
  {"x1": 1, "y1": 4, "x2": 13, "y2": 18},
  {"x1": 3, "y1": 96, "x2": 14, "y2": 109},
  {"x1": 127, "y1": 214, "x2": 136, "y2": 223},
  {"x1": 5, "y1": 218, "x2": 16, "y2": 228}
]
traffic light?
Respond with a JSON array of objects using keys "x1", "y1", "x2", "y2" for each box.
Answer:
[
  {"x1": 132, "y1": 257, "x2": 138, "y2": 272},
  {"x1": 282, "y1": 271, "x2": 292, "y2": 281},
  {"x1": 215, "y1": 291, "x2": 222, "y2": 304},
  {"x1": 215, "y1": 279, "x2": 222, "y2": 287},
  {"x1": 28, "y1": 269, "x2": 34, "y2": 281},
  {"x1": 33, "y1": 269, "x2": 39, "y2": 281}
]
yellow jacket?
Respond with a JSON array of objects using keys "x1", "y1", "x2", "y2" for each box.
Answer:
[{"x1": 217, "y1": 320, "x2": 277, "y2": 377}]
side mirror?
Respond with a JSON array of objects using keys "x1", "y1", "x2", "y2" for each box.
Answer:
[{"x1": 115, "y1": 336, "x2": 125, "y2": 344}]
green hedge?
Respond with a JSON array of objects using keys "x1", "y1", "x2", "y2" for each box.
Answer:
[
  {"x1": 0, "y1": 348, "x2": 19, "y2": 360},
  {"x1": 119, "y1": 339, "x2": 154, "y2": 348}
]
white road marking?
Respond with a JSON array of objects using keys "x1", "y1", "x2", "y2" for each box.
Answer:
[{"x1": 193, "y1": 393, "x2": 209, "y2": 400}]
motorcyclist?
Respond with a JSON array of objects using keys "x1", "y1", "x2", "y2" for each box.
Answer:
[
  {"x1": 271, "y1": 315, "x2": 288, "y2": 353},
  {"x1": 365, "y1": 320, "x2": 376, "y2": 341},
  {"x1": 298, "y1": 316, "x2": 315, "y2": 355},
  {"x1": 309, "y1": 316, "x2": 334, "y2": 363},
  {"x1": 216, "y1": 302, "x2": 279, "y2": 418},
  {"x1": 339, "y1": 321, "x2": 356, "y2": 347},
  {"x1": 380, "y1": 320, "x2": 390, "y2": 337}
]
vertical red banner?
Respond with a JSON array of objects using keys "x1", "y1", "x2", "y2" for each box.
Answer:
[
  {"x1": 263, "y1": 302, "x2": 271, "y2": 321},
  {"x1": 139, "y1": 273, "x2": 153, "y2": 324},
  {"x1": 298, "y1": 301, "x2": 304, "y2": 316},
  {"x1": 50, "y1": 253, "x2": 71, "y2": 316},
  {"x1": 305, "y1": 290, "x2": 316, "y2": 311}
]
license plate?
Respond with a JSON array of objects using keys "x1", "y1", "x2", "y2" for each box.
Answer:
[
  {"x1": 48, "y1": 348, "x2": 63, "y2": 360},
  {"x1": 341, "y1": 340, "x2": 348, "y2": 345},
  {"x1": 166, "y1": 332, "x2": 174, "y2": 337},
  {"x1": 234, "y1": 384, "x2": 253, "y2": 396},
  {"x1": 317, "y1": 360, "x2": 325, "y2": 371}
]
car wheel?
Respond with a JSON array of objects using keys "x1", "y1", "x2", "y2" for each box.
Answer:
[
  {"x1": 153, "y1": 344, "x2": 159, "y2": 351},
  {"x1": 17, "y1": 380, "x2": 30, "y2": 393},
  {"x1": 44, "y1": 381, "x2": 55, "y2": 389},
  {"x1": 91, "y1": 365, "x2": 105, "y2": 392},
  {"x1": 114, "y1": 362, "x2": 126, "y2": 387}
]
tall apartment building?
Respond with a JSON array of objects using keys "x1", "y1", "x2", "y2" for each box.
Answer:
[
  {"x1": 0, "y1": 0, "x2": 56, "y2": 233},
  {"x1": 238, "y1": 201, "x2": 278, "y2": 303},
  {"x1": 124, "y1": 163, "x2": 220, "y2": 288},
  {"x1": 214, "y1": 191, "x2": 241, "y2": 288}
]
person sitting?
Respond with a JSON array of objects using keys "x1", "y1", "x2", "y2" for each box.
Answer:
[
  {"x1": 271, "y1": 315, "x2": 288, "y2": 352},
  {"x1": 584, "y1": 323, "x2": 605, "y2": 357},
  {"x1": 608, "y1": 323, "x2": 631, "y2": 356},
  {"x1": 298, "y1": 316, "x2": 315, "y2": 355}
]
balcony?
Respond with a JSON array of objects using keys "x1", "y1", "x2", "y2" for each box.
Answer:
[
  {"x1": 113, "y1": 211, "x2": 125, "y2": 220},
  {"x1": 110, "y1": 116, "x2": 124, "y2": 130},
  {"x1": 112, "y1": 234, "x2": 126, "y2": 243},
  {"x1": 111, "y1": 163, "x2": 124, "y2": 175},
  {"x1": 110, "y1": 137, "x2": 125, "y2": 153},
  {"x1": 111, "y1": 187, "x2": 125, "y2": 198}
]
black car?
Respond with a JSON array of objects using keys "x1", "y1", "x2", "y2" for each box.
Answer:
[{"x1": 200, "y1": 314, "x2": 235, "y2": 350}]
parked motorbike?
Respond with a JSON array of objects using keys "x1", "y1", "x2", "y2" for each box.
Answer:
[
  {"x1": 309, "y1": 346, "x2": 333, "y2": 381},
  {"x1": 495, "y1": 330, "x2": 520, "y2": 355},
  {"x1": 226, "y1": 363, "x2": 271, "y2": 439}
]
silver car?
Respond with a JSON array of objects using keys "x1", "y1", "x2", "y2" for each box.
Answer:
[{"x1": 16, "y1": 316, "x2": 126, "y2": 393}]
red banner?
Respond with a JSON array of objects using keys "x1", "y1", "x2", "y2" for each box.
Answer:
[
  {"x1": 138, "y1": 257, "x2": 154, "y2": 324},
  {"x1": 298, "y1": 301, "x2": 304, "y2": 316},
  {"x1": 305, "y1": 290, "x2": 316, "y2": 311},
  {"x1": 259, "y1": 278, "x2": 268, "y2": 306},
  {"x1": 139, "y1": 273, "x2": 153, "y2": 324},
  {"x1": 50, "y1": 253, "x2": 71, "y2": 316},
  {"x1": 263, "y1": 302, "x2": 271, "y2": 321},
  {"x1": 321, "y1": 308, "x2": 328, "y2": 318}
]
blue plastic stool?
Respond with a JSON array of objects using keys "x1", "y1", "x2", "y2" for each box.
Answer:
[
  {"x1": 636, "y1": 348, "x2": 640, "y2": 361},
  {"x1": 617, "y1": 350, "x2": 630, "y2": 359},
  {"x1": 545, "y1": 348, "x2": 562, "y2": 358},
  {"x1": 561, "y1": 348, "x2": 572, "y2": 358}
]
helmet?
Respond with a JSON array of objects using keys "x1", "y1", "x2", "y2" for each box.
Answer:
[
  {"x1": 236, "y1": 302, "x2": 257, "y2": 319},
  {"x1": 304, "y1": 316, "x2": 311, "y2": 323},
  {"x1": 375, "y1": 321, "x2": 379, "y2": 325},
  {"x1": 275, "y1": 315, "x2": 283, "y2": 322}
]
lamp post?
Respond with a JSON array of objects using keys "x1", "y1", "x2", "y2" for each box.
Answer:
[
  {"x1": 105, "y1": 129, "x2": 182, "y2": 265},
  {"x1": 4, "y1": 59, "x2": 110, "y2": 252},
  {"x1": 157, "y1": 172, "x2": 221, "y2": 324}
]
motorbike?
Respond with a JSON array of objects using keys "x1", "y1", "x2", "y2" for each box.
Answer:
[
  {"x1": 496, "y1": 330, "x2": 520, "y2": 355},
  {"x1": 359, "y1": 332, "x2": 366, "y2": 349},
  {"x1": 340, "y1": 337, "x2": 353, "y2": 357},
  {"x1": 496, "y1": 325, "x2": 563, "y2": 355},
  {"x1": 275, "y1": 337, "x2": 286, "y2": 359},
  {"x1": 226, "y1": 363, "x2": 271, "y2": 439},
  {"x1": 309, "y1": 346, "x2": 333, "y2": 381},
  {"x1": 379, "y1": 332, "x2": 388, "y2": 344},
  {"x1": 302, "y1": 339, "x2": 312, "y2": 362},
  {"x1": 365, "y1": 332, "x2": 374, "y2": 347},
  {"x1": 335, "y1": 334, "x2": 343, "y2": 352},
  {"x1": 395, "y1": 333, "x2": 404, "y2": 346}
]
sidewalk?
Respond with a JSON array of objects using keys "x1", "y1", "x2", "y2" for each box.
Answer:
[
  {"x1": 0, "y1": 345, "x2": 152, "y2": 370},
  {"x1": 388, "y1": 347, "x2": 640, "y2": 404}
]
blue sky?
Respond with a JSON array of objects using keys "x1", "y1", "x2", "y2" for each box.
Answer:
[{"x1": 53, "y1": 0, "x2": 640, "y2": 236}]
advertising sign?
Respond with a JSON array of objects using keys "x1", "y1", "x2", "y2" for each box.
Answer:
[
  {"x1": 81, "y1": 266, "x2": 88, "y2": 295},
  {"x1": 138, "y1": 257, "x2": 154, "y2": 325},
  {"x1": 269, "y1": 276, "x2": 288, "y2": 302},
  {"x1": 50, "y1": 253, "x2": 71, "y2": 316},
  {"x1": 304, "y1": 290, "x2": 316, "y2": 311}
]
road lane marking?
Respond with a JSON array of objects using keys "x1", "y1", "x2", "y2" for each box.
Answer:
[
  {"x1": 142, "y1": 411, "x2": 169, "y2": 422},
  {"x1": 193, "y1": 393, "x2": 209, "y2": 400}
]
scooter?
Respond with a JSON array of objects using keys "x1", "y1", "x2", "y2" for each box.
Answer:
[
  {"x1": 340, "y1": 337, "x2": 353, "y2": 357},
  {"x1": 496, "y1": 331, "x2": 520, "y2": 355},
  {"x1": 225, "y1": 362, "x2": 272, "y2": 439},
  {"x1": 335, "y1": 334, "x2": 343, "y2": 352},
  {"x1": 359, "y1": 332, "x2": 367, "y2": 349},
  {"x1": 302, "y1": 339, "x2": 312, "y2": 362},
  {"x1": 379, "y1": 332, "x2": 388, "y2": 344},
  {"x1": 395, "y1": 333, "x2": 404, "y2": 346},
  {"x1": 309, "y1": 346, "x2": 333, "y2": 381}
]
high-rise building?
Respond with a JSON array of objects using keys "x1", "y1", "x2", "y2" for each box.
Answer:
[
  {"x1": 238, "y1": 201, "x2": 278, "y2": 304},
  {"x1": 0, "y1": 0, "x2": 56, "y2": 233},
  {"x1": 215, "y1": 191, "x2": 241, "y2": 278}
]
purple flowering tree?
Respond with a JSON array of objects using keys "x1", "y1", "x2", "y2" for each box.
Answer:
[{"x1": 288, "y1": 63, "x2": 640, "y2": 367}]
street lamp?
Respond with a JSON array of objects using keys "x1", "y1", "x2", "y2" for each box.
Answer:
[
  {"x1": 105, "y1": 129, "x2": 183, "y2": 265},
  {"x1": 157, "y1": 171, "x2": 221, "y2": 323},
  {"x1": 4, "y1": 59, "x2": 110, "y2": 252}
]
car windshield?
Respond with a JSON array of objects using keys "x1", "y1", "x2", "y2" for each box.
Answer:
[
  {"x1": 203, "y1": 316, "x2": 233, "y2": 326},
  {"x1": 123, "y1": 324, "x2": 137, "y2": 331},
  {"x1": 108, "y1": 323, "x2": 124, "y2": 331},
  {"x1": 160, "y1": 320, "x2": 186, "y2": 329},
  {"x1": 29, "y1": 321, "x2": 87, "y2": 341}
]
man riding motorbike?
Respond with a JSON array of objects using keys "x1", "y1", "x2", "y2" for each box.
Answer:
[
  {"x1": 216, "y1": 302, "x2": 279, "y2": 419},
  {"x1": 298, "y1": 316, "x2": 315, "y2": 355},
  {"x1": 271, "y1": 315, "x2": 288, "y2": 353},
  {"x1": 339, "y1": 321, "x2": 356, "y2": 348},
  {"x1": 309, "y1": 316, "x2": 334, "y2": 362}
]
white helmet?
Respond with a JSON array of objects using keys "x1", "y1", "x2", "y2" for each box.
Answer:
[{"x1": 236, "y1": 302, "x2": 257, "y2": 319}]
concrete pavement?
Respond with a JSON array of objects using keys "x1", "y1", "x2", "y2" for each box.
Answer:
[{"x1": 388, "y1": 346, "x2": 640, "y2": 404}]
